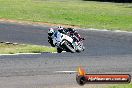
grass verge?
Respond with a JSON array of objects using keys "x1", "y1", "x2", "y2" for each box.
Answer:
[
  {"x1": 0, "y1": 43, "x2": 56, "y2": 54},
  {"x1": 106, "y1": 83, "x2": 132, "y2": 88},
  {"x1": 0, "y1": 0, "x2": 132, "y2": 31}
]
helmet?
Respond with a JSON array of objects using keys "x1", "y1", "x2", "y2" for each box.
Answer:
[{"x1": 48, "y1": 28, "x2": 54, "y2": 36}]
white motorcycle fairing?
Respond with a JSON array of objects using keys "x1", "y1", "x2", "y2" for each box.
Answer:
[{"x1": 52, "y1": 31, "x2": 73, "y2": 47}]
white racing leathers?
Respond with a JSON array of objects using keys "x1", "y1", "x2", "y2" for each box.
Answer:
[{"x1": 52, "y1": 31, "x2": 85, "y2": 53}]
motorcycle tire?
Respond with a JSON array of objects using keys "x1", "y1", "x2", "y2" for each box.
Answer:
[
  {"x1": 63, "y1": 41, "x2": 75, "y2": 53},
  {"x1": 57, "y1": 48, "x2": 63, "y2": 53}
]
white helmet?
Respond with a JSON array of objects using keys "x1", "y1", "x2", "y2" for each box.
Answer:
[
  {"x1": 48, "y1": 28, "x2": 54, "y2": 36},
  {"x1": 48, "y1": 28, "x2": 54, "y2": 33}
]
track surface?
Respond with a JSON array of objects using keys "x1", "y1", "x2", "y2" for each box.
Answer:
[{"x1": 0, "y1": 22, "x2": 132, "y2": 88}]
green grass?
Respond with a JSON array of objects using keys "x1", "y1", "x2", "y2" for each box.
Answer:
[
  {"x1": 0, "y1": 0, "x2": 132, "y2": 30},
  {"x1": 0, "y1": 43, "x2": 56, "y2": 54},
  {"x1": 106, "y1": 84, "x2": 132, "y2": 88}
]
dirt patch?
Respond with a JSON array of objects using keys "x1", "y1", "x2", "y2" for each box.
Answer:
[{"x1": 0, "y1": 18, "x2": 80, "y2": 28}]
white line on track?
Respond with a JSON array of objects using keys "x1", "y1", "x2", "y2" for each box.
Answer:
[
  {"x1": 0, "y1": 51, "x2": 66, "y2": 56},
  {"x1": 0, "y1": 53, "x2": 41, "y2": 56},
  {"x1": 54, "y1": 71, "x2": 77, "y2": 73},
  {"x1": 51, "y1": 51, "x2": 66, "y2": 53}
]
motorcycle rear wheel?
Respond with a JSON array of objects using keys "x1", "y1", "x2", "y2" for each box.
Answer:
[{"x1": 57, "y1": 48, "x2": 63, "y2": 53}]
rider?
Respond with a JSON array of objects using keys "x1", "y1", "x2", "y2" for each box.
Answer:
[
  {"x1": 48, "y1": 28, "x2": 55, "y2": 47},
  {"x1": 57, "y1": 26, "x2": 84, "y2": 42},
  {"x1": 48, "y1": 26, "x2": 84, "y2": 47}
]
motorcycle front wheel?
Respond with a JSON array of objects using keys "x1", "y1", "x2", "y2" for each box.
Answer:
[{"x1": 63, "y1": 41, "x2": 75, "y2": 53}]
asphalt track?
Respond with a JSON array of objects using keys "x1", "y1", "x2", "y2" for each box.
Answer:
[{"x1": 0, "y1": 22, "x2": 132, "y2": 88}]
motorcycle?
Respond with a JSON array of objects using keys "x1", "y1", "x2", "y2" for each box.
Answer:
[{"x1": 51, "y1": 31, "x2": 85, "y2": 53}]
